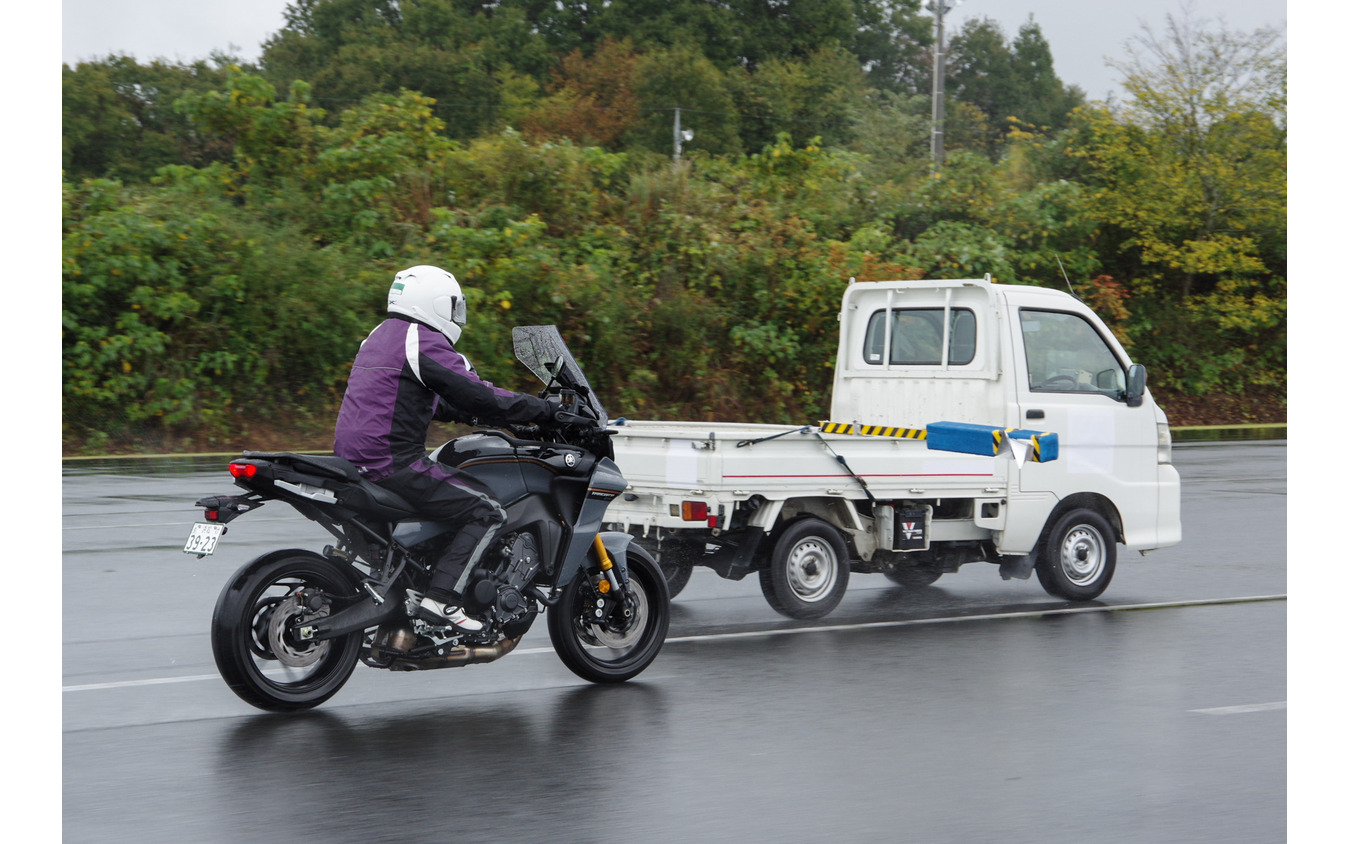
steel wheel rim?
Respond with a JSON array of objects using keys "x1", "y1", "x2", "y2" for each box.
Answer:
[
  {"x1": 786, "y1": 538, "x2": 838, "y2": 602},
  {"x1": 1058, "y1": 524, "x2": 1106, "y2": 585}
]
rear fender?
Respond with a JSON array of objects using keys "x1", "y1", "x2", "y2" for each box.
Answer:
[
  {"x1": 195, "y1": 494, "x2": 265, "y2": 524},
  {"x1": 218, "y1": 548, "x2": 360, "y2": 595}
]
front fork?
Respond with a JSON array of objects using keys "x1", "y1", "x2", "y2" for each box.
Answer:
[
  {"x1": 593, "y1": 535, "x2": 623, "y2": 593},
  {"x1": 590, "y1": 535, "x2": 636, "y2": 630}
]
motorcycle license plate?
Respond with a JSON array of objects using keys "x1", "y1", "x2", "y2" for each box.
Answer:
[{"x1": 184, "y1": 522, "x2": 225, "y2": 557}]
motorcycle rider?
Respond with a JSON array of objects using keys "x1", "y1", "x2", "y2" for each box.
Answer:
[{"x1": 334, "y1": 265, "x2": 554, "y2": 633}]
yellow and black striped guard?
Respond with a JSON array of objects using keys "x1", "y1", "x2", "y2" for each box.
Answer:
[{"x1": 819, "y1": 421, "x2": 927, "y2": 440}]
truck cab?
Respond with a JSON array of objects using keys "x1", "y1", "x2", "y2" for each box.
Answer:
[{"x1": 833, "y1": 278, "x2": 1181, "y2": 558}]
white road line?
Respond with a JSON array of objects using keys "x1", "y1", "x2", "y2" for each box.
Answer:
[
  {"x1": 1189, "y1": 702, "x2": 1287, "y2": 715},
  {"x1": 63, "y1": 594, "x2": 1286, "y2": 693},
  {"x1": 662, "y1": 595, "x2": 1287, "y2": 644},
  {"x1": 65, "y1": 673, "x2": 223, "y2": 692}
]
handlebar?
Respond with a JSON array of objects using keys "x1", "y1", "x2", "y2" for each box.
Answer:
[{"x1": 506, "y1": 409, "x2": 604, "y2": 441}]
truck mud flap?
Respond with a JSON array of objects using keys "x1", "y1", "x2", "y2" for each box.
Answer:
[
  {"x1": 702, "y1": 528, "x2": 767, "y2": 581},
  {"x1": 998, "y1": 550, "x2": 1038, "y2": 581}
]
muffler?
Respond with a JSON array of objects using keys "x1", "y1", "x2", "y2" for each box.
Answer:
[{"x1": 385, "y1": 634, "x2": 523, "y2": 671}]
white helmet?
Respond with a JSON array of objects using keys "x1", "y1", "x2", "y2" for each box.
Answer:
[{"x1": 387, "y1": 265, "x2": 467, "y2": 344}]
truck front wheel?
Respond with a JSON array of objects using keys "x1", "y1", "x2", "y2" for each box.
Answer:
[
  {"x1": 1035, "y1": 508, "x2": 1117, "y2": 601},
  {"x1": 760, "y1": 518, "x2": 850, "y2": 619}
]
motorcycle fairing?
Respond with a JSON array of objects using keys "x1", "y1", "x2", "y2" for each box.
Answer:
[{"x1": 553, "y1": 457, "x2": 631, "y2": 586}]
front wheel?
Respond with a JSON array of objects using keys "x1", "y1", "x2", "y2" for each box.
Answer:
[
  {"x1": 759, "y1": 518, "x2": 850, "y2": 619},
  {"x1": 548, "y1": 544, "x2": 670, "y2": 683},
  {"x1": 211, "y1": 551, "x2": 364, "y2": 712},
  {"x1": 1035, "y1": 509, "x2": 1118, "y2": 601}
]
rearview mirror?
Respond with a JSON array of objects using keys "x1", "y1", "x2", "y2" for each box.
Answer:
[{"x1": 1125, "y1": 364, "x2": 1146, "y2": 407}]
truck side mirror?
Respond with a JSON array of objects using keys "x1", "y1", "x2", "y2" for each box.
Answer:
[{"x1": 1125, "y1": 364, "x2": 1146, "y2": 407}]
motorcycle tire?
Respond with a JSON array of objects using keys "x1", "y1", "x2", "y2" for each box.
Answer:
[
  {"x1": 548, "y1": 543, "x2": 670, "y2": 683},
  {"x1": 211, "y1": 550, "x2": 364, "y2": 712}
]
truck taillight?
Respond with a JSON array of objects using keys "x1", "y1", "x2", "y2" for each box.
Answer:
[
  {"x1": 229, "y1": 462, "x2": 258, "y2": 478},
  {"x1": 1157, "y1": 423, "x2": 1173, "y2": 464},
  {"x1": 678, "y1": 500, "x2": 720, "y2": 528},
  {"x1": 681, "y1": 501, "x2": 708, "y2": 521}
]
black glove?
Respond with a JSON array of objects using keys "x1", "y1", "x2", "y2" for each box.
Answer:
[
  {"x1": 534, "y1": 397, "x2": 556, "y2": 424},
  {"x1": 554, "y1": 407, "x2": 600, "y2": 428}
]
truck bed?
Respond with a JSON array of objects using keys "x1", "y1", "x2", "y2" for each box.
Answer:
[{"x1": 605, "y1": 419, "x2": 1011, "y2": 518}]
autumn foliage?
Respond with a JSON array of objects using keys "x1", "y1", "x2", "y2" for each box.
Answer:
[{"x1": 61, "y1": 2, "x2": 1285, "y2": 453}]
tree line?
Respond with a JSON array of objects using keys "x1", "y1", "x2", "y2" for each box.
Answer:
[{"x1": 61, "y1": 0, "x2": 1286, "y2": 454}]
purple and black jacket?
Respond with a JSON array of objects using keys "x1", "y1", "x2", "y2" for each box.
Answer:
[{"x1": 334, "y1": 316, "x2": 552, "y2": 481}]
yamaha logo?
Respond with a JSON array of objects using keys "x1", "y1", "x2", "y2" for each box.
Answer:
[{"x1": 564, "y1": 453, "x2": 577, "y2": 468}]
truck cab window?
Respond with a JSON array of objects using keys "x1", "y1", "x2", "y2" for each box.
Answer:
[
  {"x1": 864, "y1": 308, "x2": 976, "y2": 366},
  {"x1": 1020, "y1": 309, "x2": 1126, "y2": 397}
]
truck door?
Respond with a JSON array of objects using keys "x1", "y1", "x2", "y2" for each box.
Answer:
[{"x1": 1011, "y1": 306, "x2": 1158, "y2": 500}]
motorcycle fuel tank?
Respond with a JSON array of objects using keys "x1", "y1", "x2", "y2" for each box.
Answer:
[{"x1": 434, "y1": 432, "x2": 595, "y2": 505}]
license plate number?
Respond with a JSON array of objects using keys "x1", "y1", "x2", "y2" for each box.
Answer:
[{"x1": 184, "y1": 522, "x2": 225, "y2": 556}]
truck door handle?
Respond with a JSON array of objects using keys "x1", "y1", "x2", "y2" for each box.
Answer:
[{"x1": 1025, "y1": 409, "x2": 1045, "y2": 419}]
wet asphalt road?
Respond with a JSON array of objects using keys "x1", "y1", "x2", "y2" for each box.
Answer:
[{"x1": 61, "y1": 442, "x2": 1287, "y2": 843}]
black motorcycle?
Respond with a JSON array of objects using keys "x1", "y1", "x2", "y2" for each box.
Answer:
[{"x1": 184, "y1": 326, "x2": 670, "y2": 712}]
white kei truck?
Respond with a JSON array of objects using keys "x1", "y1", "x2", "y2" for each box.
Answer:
[{"x1": 599, "y1": 277, "x2": 1182, "y2": 619}]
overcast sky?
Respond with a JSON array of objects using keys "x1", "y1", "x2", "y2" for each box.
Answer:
[{"x1": 60, "y1": 0, "x2": 1287, "y2": 103}]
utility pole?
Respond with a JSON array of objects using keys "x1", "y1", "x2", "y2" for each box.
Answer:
[
  {"x1": 674, "y1": 107, "x2": 683, "y2": 163},
  {"x1": 927, "y1": 0, "x2": 959, "y2": 171},
  {"x1": 673, "y1": 107, "x2": 693, "y2": 165}
]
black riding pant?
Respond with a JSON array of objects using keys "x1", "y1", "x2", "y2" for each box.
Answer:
[{"x1": 376, "y1": 456, "x2": 507, "y2": 601}]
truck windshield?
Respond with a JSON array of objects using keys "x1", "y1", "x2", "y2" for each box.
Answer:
[{"x1": 863, "y1": 308, "x2": 976, "y2": 366}]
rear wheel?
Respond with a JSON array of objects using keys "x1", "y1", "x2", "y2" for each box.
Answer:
[
  {"x1": 642, "y1": 537, "x2": 699, "y2": 599},
  {"x1": 548, "y1": 544, "x2": 670, "y2": 683},
  {"x1": 759, "y1": 518, "x2": 850, "y2": 619},
  {"x1": 1035, "y1": 509, "x2": 1117, "y2": 600},
  {"x1": 211, "y1": 551, "x2": 363, "y2": 712}
]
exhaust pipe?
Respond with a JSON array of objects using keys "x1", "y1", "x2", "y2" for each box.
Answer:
[{"x1": 386, "y1": 634, "x2": 523, "y2": 671}]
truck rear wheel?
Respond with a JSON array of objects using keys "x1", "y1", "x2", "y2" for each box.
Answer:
[
  {"x1": 759, "y1": 518, "x2": 850, "y2": 619},
  {"x1": 1035, "y1": 508, "x2": 1117, "y2": 600},
  {"x1": 641, "y1": 538, "x2": 698, "y2": 600}
]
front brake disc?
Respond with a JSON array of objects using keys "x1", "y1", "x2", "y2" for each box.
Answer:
[{"x1": 579, "y1": 581, "x2": 647, "y2": 649}]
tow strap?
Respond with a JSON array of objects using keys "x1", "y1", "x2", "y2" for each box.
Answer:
[
  {"x1": 735, "y1": 425, "x2": 812, "y2": 448},
  {"x1": 813, "y1": 431, "x2": 877, "y2": 503}
]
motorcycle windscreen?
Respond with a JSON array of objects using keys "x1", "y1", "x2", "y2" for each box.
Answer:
[{"x1": 511, "y1": 325, "x2": 607, "y2": 423}]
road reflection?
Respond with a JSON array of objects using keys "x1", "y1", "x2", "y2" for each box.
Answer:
[{"x1": 212, "y1": 683, "x2": 672, "y2": 840}]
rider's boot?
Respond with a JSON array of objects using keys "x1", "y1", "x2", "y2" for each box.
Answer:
[{"x1": 413, "y1": 592, "x2": 484, "y2": 633}]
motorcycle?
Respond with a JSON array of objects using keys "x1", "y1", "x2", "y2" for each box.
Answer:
[{"x1": 184, "y1": 325, "x2": 670, "y2": 712}]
